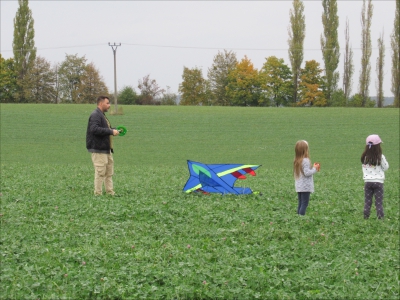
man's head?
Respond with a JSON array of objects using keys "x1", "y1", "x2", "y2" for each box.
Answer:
[{"x1": 97, "y1": 96, "x2": 111, "y2": 112}]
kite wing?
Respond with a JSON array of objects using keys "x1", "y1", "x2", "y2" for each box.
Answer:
[{"x1": 183, "y1": 160, "x2": 261, "y2": 195}]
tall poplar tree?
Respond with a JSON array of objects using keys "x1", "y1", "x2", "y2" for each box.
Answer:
[
  {"x1": 391, "y1": 0, "x2": 400, "y2": 107},
  {"x1": 13, "y1": 0, "x2": 36, "y2": 82},
  {"x1": 343, "y1": 18, "x2": 354, "y2": 102},
  {"x1": 376, "y1": 31, "x2": 385, "y2": 108},
  {"x1": 320, "y1": 0, "x2": 340, "y2": 106},
  {"x1": 288, "y1": 0, "x2": 305, "y2": 105},
  {"x1": 359, "y1": 0, "x2": 373, "y2": 107}
]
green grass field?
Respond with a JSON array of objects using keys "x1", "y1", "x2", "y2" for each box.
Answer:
[{"x1": 1, "y1": 104, "x2": 399, "y2": 299}]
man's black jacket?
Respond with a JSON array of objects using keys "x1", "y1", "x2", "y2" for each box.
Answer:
[{"x1": 86, "y1": 108, "x2": 114, "y2": 153}]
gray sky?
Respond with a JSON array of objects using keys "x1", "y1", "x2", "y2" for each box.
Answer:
[{"x1": 1, "y1": 0, "x2": 397, "y2": 97}]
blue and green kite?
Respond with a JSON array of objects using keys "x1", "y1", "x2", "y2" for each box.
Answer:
[{"x1": 183, "y1": 160, "x2": 261, "y2": 195}]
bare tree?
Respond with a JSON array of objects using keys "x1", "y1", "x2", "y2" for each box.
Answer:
[
  {"x1": 137, "y1": 74, "x2": 165, "y2": 105},
  {"x1": 375, "y1": 31, "x2": 385, "y2": 108}
]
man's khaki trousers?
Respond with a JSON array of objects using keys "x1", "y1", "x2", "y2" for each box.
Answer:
[{"x1": 91, "y1": 153, "x2": 114, "y2": 195}]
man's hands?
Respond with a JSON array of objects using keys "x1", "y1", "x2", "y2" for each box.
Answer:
[{"x1": 112, "y1": 129, "x2": 120, "y2": 136}]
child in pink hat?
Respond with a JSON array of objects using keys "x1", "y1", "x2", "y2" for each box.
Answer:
[{"x1": 361, "y1": 134, "x2": 389, "y2": 219}]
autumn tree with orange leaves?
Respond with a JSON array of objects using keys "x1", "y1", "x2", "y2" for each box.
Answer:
[
  {"x1": 298, "y1": 60, "x2": 326, "y2": 106},
  {"x1": 225, "y1": 56, "x2": 264, "y2": 106}
]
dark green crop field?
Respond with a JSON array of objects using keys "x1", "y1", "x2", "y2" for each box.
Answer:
[{"x1": 1, "y1": 104, "x2": 399, "y2": 299}]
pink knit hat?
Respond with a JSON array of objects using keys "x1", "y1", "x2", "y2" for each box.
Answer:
[{"x1": 366, "y1": 134, "x2": 382, "y2": 147}]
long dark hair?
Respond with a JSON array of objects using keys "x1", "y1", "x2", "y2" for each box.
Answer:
[{"x1": 361, "y1": 144, "x2": 382, "y2": 165}]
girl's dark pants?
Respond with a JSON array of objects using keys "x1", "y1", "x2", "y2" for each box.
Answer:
[
  {"x1": 297, "y1": 192, "x2": 310, "y2": 215},
  {"x1": 364, "y1": 182, "x2": 384, "y2": 219}
]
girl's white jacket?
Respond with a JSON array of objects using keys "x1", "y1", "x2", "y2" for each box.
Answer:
[{"x1": 362, "y1": 154, "x2": 389, "y2": 183}]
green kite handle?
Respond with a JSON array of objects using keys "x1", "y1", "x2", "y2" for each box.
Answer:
[{"x1": 116, "y1": 125, "x2": 127, "y2": 136}]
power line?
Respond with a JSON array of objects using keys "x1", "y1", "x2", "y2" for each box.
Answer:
[
  {"x1": 1, "y1": 43, "x2": 105, "y2": 52},
  {"x1": 1, "y1": 42, "x2": 388, "y2": 53},
  {"x1": 122, "y1": 42, "x2": 300, "y2": 51},
  {"x1": 122, "y1": 42, "x2": 389, "y2": 51}
]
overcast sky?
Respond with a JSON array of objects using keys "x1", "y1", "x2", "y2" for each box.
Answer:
[{"x1": 1, "y1": 0, "x2": 397, "y2": 97}]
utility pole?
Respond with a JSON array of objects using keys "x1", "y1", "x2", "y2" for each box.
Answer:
[{"x1": 108, "y1": 42, "x2": 121, "y2": 112}]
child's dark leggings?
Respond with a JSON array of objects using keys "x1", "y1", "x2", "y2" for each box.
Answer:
[
  {"x1": 297, "y1": 192, "x2": 310, "y2": 215},
  {"x1": 364, "y1": 182, "x2": 384, "y2": 219}
]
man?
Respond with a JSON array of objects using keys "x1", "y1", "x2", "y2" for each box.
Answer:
[{"x1": 86, "y1": 96, "x2": 119, "y2": 195}]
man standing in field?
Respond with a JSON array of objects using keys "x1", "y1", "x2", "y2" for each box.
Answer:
[{"x1": 86, "y1": 96, "x2": 119, "y2": 196}]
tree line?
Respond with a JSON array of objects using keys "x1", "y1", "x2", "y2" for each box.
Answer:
[
  {"x1": 179, "y1": 0, "x2": 399, "y2": 107},
  {"x1": 1, "y1": 0, "x2": 399, "y2": 107},
  {"x1": 0, "y1": 53, "x2": 109, "y2": 104}
]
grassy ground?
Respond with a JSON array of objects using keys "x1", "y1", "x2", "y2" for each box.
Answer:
[{"x1": 0, "y1": 104, "x2": 399, "y2": 299}]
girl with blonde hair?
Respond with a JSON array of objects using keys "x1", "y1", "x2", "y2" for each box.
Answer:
[{"x1": 293, "y1": 140, "x2": 320, "y2": 215}]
